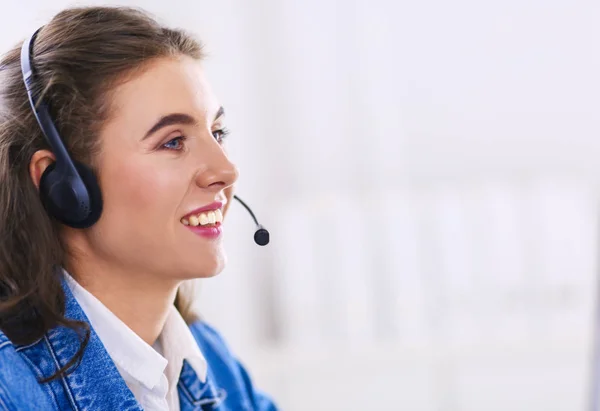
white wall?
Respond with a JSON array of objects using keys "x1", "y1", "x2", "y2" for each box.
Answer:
[{"x1": 1, "y1": 1, "x2": 599, "y2": 409}]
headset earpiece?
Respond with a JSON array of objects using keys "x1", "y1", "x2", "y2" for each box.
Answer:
[
  {"x1": 73, "y1": 161, "x2": 103, "y2": 226},
  {"x1": 39, "y1": 161, "x2": 102, "y2": 229}
]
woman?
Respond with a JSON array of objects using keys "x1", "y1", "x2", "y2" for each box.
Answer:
[{"x1": 0, "y1": 6, "x2": 276, "y2": 411}]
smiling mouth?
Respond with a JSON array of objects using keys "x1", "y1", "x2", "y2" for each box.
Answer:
[{"x1": 181, "y1": 209, "x2": 223, "y2": 227}]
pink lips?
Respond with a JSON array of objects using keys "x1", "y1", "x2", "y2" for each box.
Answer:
[
  {"x1": 185, "y1": 223, "x2": 222, "y2": 239},
  {"x1": 182, "y1": 201, "x2": 224, "y2": 219}
]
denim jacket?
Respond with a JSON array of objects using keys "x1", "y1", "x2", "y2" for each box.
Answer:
[{"x1": 0, "y1": 282, "x2": 278, "y2": 411}]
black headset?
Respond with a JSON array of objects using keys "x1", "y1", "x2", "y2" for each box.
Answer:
[
  {"x1": 21, "y1": 27, "x2": 269, "y2": 245},
  {"x1": 21, "y1": 27, "x2": 102, "y2": 228}
]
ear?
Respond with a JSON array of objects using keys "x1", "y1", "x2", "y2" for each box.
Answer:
[{"x1": 29, "y1": 150, "x2": 55, "y2": 189}]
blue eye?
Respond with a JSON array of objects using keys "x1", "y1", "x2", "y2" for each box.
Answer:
[{"x1": 163, "y1": 136, "x2": 185, "y2": 150}]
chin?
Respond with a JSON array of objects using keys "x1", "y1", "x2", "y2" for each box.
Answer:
[{"x1": 181, "y1": 254, "x2": 227, "y2": 279}]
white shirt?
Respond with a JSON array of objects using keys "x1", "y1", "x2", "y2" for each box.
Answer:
[{"x1": 64, "y1": 272, "x2": 208, "y2": 411}]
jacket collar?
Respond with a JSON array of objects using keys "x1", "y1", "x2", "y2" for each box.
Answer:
[
  {"x1": 15, "y1": 279, "x2": 142, "y2": 410},
  {"x1": 14, "y1": 276, "x2": 222, "y2": 411},
  {"x1": 178, "y1": 360, "x2": 227, "y2": 411}
]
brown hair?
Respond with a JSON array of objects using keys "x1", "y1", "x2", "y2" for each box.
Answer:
[{"x1": 0, "y1": 6, "x2": 203, "y2": 381}]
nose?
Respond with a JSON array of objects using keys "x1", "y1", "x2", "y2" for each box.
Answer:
[{"x1": 194, "y1": 141, "x2": 239, "y2": 192}]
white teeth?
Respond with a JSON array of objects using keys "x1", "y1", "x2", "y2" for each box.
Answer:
[
  {"x1": 189, "y1": 215, "x2": 199, "y2": 226},
  {"x1": 199, "y1": 213, "x2": 209, "y2": 226},
  {"x1": 207, "y1": 211, "x2": 216, "y2": 224},
  {"x1": 182, "y1": 209, "x2": 224, "y2": 226}
]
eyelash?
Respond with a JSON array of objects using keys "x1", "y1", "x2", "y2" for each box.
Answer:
[
  {"x1": 161, "y1": 128, "x2": 230, "y2": 151},
  {"x1": 213, "y1": 128, "x2": 230, "y2": 143}
]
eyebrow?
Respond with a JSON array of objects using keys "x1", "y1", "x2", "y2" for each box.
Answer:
[{"x1": 142, "y1": 106, "x2": 225, "y2": 140}]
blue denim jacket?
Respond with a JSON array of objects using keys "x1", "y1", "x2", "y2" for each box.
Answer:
[{"x1": 0, "y1": 282, "x2": 278, "y2": 411}]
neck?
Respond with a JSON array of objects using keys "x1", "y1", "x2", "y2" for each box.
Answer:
[{"x1": 65, "y1": 256, "x2": 180, "y2": 345}]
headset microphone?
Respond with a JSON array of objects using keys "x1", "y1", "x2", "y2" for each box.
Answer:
[{"x1": 233, "y1": 195, "x2": 269, "y2": 246}]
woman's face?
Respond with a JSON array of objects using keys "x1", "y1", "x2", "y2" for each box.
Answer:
[{"x1": 85, "y1": 56, "x2": 238, "y2": 280}]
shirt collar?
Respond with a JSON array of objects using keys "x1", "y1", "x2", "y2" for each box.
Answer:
[{"x1": 161, "y1": 304, "x2": 208, "y2": 383}]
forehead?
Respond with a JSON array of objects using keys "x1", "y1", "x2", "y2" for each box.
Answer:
[{"x1": 107, "y1": 56, "x2": 219, "y2": 128}]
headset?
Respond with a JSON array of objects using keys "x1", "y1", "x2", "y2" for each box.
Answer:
[
  {"x1": 21, "y1": 27, "x2": 102, "y2": 228},
  {"x1": 20, "y1": 27, "x2": 269, "y2": 245}
]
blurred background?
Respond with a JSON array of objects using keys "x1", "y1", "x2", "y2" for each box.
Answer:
[{"x1": 1, "y1": 0, "x2": 599, "y2": 409}]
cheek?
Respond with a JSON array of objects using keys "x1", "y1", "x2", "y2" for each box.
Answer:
[
  {"x1": 222, "y1": 186, "x2": 234, "y2": 218},
  {"x1": 100, "y1": 158, "x2": 186, "y2": 221}
]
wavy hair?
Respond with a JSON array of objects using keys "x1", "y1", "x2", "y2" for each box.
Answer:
[{"x1": 0, "y1": 6, "x2": 204, "y2": 381}]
